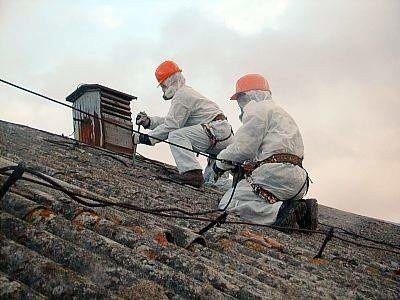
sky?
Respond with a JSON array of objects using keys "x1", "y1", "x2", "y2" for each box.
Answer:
[{"x1": 0, "y1": 0, "x2": 399, "y2": 222}]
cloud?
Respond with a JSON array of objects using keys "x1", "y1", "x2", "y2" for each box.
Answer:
[
  {"x1": 91, "y1": 5, "x2": 123, "y2": 29},
  {"x1": 0, "y1": 0, "x2": 399, "y2": 222},
  {"x1": 200, "y1": 0, "x2": 289, "y2": 34}
]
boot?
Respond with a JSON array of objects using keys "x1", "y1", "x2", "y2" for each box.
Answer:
[
  {"x1": 272, "y1": 200, "x2": 307, "y2": 233},
  {"x1": 298, "y1": 199, "x2": 318, "y2": 231},
  {"x1": 170, "y1": 169, "x2": 204, "y2": 188}
]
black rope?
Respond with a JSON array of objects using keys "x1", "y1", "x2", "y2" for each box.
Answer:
[
  {"x1": 333, "y1": 235, "x2": 400, "y2": 255},
  {"x1": 0, "y1": 162, "x2": 26, "y2": 199},
  {"x1": 0, "y1": 165, "x2": 323, "y2": 233},
  {"x1": 1, "y1": 77, "x2": 398, "y2": 256},
  {"x1": 197, "y1": 168, "x2": 240, "y2": 235},
  {"x1": 314, "y1": 226, "x2": 334, "y2": 258},
  {"x1": 221, "y1": 172, "x2": 240, "y2": 211},
  {"x1": 225, "y1": 220, "x2": 327, "y2": 234},
  {"x1": 1, "y1": 164, "x2": 399, "y2": 256},
  {"x1": 0, "y1": 78, "x2": 238, "y2": 163},
  {"x1": 0, "y1": 166, "x2": 219, "y2": 216},
  {"x1": 0, "y1": 78, "x2": 315, "y2": 233},
  {"x1": 197, "y1": 212, "x2": 228, "y2": 235},
  {"x1": 99, "y1": 153, "x2": 129, "y2": 167},
  {"x1": 319, "y1": 221, "x2": 400, "y2": 250}
]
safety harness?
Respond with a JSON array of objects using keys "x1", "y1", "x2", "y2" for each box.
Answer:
[
  {"x1": 241, "y1": 153, "x2": 308, "y2": 204},
  {"x1": 201, "y1": 114, "x2": 233, "y2": 151}
]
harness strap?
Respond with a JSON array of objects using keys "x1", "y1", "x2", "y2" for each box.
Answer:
[
  {"x1": 259, "y1": 153, "x2": 303, "y2": 167},
  {"x1": 246, "y1": 175, "x2": 279, "y2": 204},
  {"x1": 244, "y1": 153, "x2": 308, "y2": 204},
  {"x1": 201, "y1": 123, "x2": 233, "y2": 151}
]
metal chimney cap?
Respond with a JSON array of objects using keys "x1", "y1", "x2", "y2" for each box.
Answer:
[{"x1": 66, "y1": 84, "x2": 137, "y2": 103}]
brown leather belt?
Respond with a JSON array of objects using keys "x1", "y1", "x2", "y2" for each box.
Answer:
[
  {"x1": 245, "y1": 153, "x2": 304, "y2": 203},
  {"x1": 259, "y1": 153, "x2": 303, "y2": 168},
  {"x1": 212, "y1": 113, "x2": 227, "y2": 121},
  {"x1": 246, "y1": 153, "x2": 304, "y2": 204}
]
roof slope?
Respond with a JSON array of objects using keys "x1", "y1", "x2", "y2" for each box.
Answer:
[{"x1": 0, "y1": 120, "x2": 399, "y2": 299}]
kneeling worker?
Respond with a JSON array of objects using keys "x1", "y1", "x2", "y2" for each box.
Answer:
[
  {"x1": 133, "y1": 60, "x2": 233, "y2": 188},
  {"x1": 214, "y1": 74, "x2": 317, "y2": 230}
]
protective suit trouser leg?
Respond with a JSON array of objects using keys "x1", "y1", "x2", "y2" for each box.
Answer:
[
  {"x1": 168, "y1": 124, "x2": 212, "y2": 173},
  {"x1": 219, "y1": 179, "x2": 282, "y2": 225}
]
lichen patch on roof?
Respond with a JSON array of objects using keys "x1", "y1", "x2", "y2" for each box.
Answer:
[{"x1": 0, "y1": 120, "x2": 399, "y2": 299}]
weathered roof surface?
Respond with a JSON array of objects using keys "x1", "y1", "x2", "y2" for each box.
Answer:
[{"x1": 0, "y1": 119, "x2": 399, "y2": 299}]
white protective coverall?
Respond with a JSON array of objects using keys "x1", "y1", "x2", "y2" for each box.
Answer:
[
  {"x1": 147, "y1": 73, "x2": 233, "y2": 180},
  {"x1": 216, "y1": 90, "x2": 308, "y2": 224}
]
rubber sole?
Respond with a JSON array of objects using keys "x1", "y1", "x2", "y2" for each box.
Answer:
[
  {"x1": 273, "y1": 201, "x2": 307, "y2": 233},
  {"x1": 299, "y1": 198, "x2": 318, "y2": 231}
]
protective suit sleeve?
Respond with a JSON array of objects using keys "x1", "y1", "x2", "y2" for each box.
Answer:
[
  {"x1": 148, "y1": 116, "x2": 166, "y2": 130},
  {"x1": 217, "y1": 102, "x2": 266, "y2": 169},
  {"x1": 148, "y1": 99, "x2": 191, "y2": 142}
]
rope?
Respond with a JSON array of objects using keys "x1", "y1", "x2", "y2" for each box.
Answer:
[
  {"x1": 0, "y1": 162, "x2": 26, "y2": 199},
  {"x1": 314, "y1": 227, "x2": 334, "y2": 258},
  {"x1": 1, "y1": 79, "x2": 399, "y2": 256},
  {"x1": 197, "y1": 212, "x2": 228, "y2": 235},
  {"x1": 0, "y1": 165, "x2": 322, "y2": 233},
  {"x1": 319, "y1": 221, "x2": 400, "y2": 250},
  {"x1": 0, "y1": 167, "x2": 323, "y2": 234},
  {"x1": 196, "y1": 174, "x2": 238, "y2": 235},
  {"x1": 1, "y1": 164, "x2": 400, "y2": 258},
  {"x1": 0, "y1": 78, "x2": 239, "y2": 163},
  {"x1": 333, "y1": 235, "x2": 400, "y2": 255},
  {"x1": 0, "y1": 166, "x2": 219, "y2": 216}
]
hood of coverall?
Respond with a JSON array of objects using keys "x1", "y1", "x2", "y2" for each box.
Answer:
[
  {"x1": 161, "y1": 72, "x2": 186, "y2": 100},
  {"x1": 238, "y1": 90, "x2": 272, "y2": 121}
]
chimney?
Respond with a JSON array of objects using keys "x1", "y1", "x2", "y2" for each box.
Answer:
[{"x1": 66, "y1": 84, "x2": 137, "y2": 155}]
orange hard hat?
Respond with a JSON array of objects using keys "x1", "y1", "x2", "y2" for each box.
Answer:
[
  {"x1": 230, "y1": 74, "x2": 270, "y2": 100},
  {"x1": 155, "y1": 60, "x2": 182, "y2": 85}
]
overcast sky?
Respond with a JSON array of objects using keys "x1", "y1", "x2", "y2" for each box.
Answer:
[{"x1": 1, "y1": 0, "x2": 399, "y2": 222}]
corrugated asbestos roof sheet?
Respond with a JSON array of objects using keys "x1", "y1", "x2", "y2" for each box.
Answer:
[{"x1": 0, "y1": 120, "x2": 399, "y2": 299}]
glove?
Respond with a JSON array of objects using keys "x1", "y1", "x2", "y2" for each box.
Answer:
[
  {"x1": 132, "y1": 133, "x2": 153, "y2": 145},
  {"x1": 135, "y1": 111, "x2": 150, "y2": 128},
  {"x1": 212, "y1": 161, "x2": 226, "y2": 181}
]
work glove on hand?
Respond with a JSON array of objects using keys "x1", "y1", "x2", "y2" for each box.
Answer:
[
  {"x1": 212, "y1": 161, "x2": 226, "y2": 182},
  {"x1": 135, "y1": 111, "x2": 151, "y2": 129},
  {"x1": 132, "y1": 132, "x2": 154, "y2": 146}
]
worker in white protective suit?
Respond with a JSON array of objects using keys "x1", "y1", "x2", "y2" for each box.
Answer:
[
  {"x1": 132, "y1": 60, "x2": 233, "y2": 188},
  {"x1": 213, "y1": 74, "x2": 317, "y2": 230}
]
